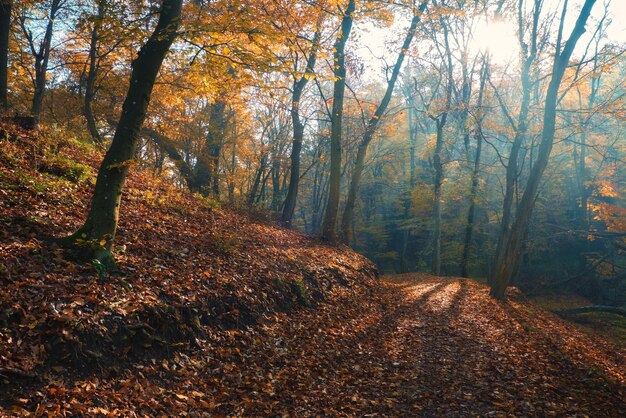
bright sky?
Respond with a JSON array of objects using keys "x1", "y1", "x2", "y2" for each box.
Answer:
[{"x1": 355, "y1": 0, "x2": 626, "y2": 76}]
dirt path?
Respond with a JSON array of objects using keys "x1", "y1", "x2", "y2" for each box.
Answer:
[
  {"x1": 210, "y1": 274, "x2": 625, "y2": 417},
  {"x1": 4, "y1": 274, "x2": 625, "y2": 416}
]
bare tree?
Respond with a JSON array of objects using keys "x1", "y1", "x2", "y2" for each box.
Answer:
[
  {"x1": 461, "y1": 56, "x2": 489, "y2": 277},
  {"x1": 282, "y1": 19, "x2": 323, "y2": 226},
  {"x1": 83, "y1": 0, "x2": 105, "y2": 143}
]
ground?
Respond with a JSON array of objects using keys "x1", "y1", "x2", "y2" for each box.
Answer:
[
  {"x1": 3, "y1": 273, "x2": 625, "y2": 417},
  {"x1": 200, "y1": 274, "x2": 624, "y2": 417},
  {"x1": 1, "y1": 123, "x2": 625, "y2": 416}
]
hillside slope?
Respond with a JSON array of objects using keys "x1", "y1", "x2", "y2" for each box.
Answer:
[
  {"x1": 0, "y1": 124, "x2": 624, "y2": 416},
  {"x1": 0, "y1": 124, "x2": 377, "y2": 414}
]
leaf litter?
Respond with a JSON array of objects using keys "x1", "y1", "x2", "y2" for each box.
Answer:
[{"x1": 0, "y1": 123, "x2": 624, "y2": 416}]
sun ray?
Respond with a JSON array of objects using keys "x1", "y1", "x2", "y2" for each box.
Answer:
[{"x1": 470, "y1": 18, "x2": 519, "y2": 65}]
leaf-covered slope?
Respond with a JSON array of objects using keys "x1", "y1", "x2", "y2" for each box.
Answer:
[{"x1": 0, "y1": 123, "x2": 377, "y2": 413}]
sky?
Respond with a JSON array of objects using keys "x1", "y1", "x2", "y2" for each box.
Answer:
[{"x1": 354, "y1": 0, "x2": 626, "y2": 78}]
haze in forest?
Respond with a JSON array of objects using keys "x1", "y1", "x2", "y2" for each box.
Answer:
[{"x1": 0, "y1": 0, "x2": 625, "y2": 416}]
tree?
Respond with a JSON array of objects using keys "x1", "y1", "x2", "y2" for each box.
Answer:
[
  {"x1": 320, "y1": 0, "x2": 356, "y2": 242},
  {"x1": 340, "y1": 0, "x2": 429, "y2": 243},
  {"x1": 490, "y1": 0, "x2": 599, "y2": 299},
  {"x1": 83, "y1": 0, "x2": 105, "y2": 143},
  {"x1": 281, "y1": 21, "x2": 323, "y2": 227},
  {"x1": 18, "y1": 0, "x2": 67, "y2": 126},
  {"x1": 194, "y1": 92, "x2": 229, "y2": 197},
  {"x1": 64, "y1": 0, "x2": 183, "y2": 265},
  {"x1": 0, "y1": 0, "x2": 11, "y2": 110},
  {"x1": 491, "y1": 0, "x2": 542, "y2": 286},
  {"x1": 460, "y1": 56, "x2": 488, "y2": 277},
  {"x1": 429, "y1": 13, "x2": 454, "y2": 276}
]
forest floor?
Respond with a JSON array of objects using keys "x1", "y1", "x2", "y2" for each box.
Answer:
[{"x1": 1, "y1": 123, "x2": 625, "y2": 416}]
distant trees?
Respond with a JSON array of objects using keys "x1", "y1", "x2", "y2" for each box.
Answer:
[
  {"x1": 340, "y1": 0, "x2": 429, "y2": 243},
  {"x1": 330, "y1": 0, "x2": 622, "y2": 302}
]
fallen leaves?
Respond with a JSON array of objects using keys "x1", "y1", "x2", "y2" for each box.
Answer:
[{"x1": 1, "y1": 124, "x2": 625, "y2": 416}]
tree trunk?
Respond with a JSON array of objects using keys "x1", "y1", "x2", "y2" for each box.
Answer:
[
  {"x1": 320, "y1": 0, "x2": 355, "y2": 242},
  {"x1": 432, "y1": 119, "x2": 444, "y2": 275},
  {"x1": 248, "y1": 155, "x2": 267, "y2": 206},
  {"x1": 576, "y1": 49, "x2": 600, "y2": 228},
  {"x1": 228, "y1": 139, "x2": 236, "y2": 206},
  {"x1": 64, "y1": 0, "x2": 182, "y2": 265},
  {"x1": 461, "y1": 59, "x2": 489, "y2": 278},
  {"x1": 459, "y1": 63, "x2": 472, "y2": 163},
  {"x1": 313, "y1": 154, "x2": 329, "y2": 235},
  {"x1": 340, "y1": 137, "x2": 368, "y2": 242},
  {"x1": 310, "y1": 148, "x2": 323, "y2": 233},
  {"x1": 257, "y1": 165, "x2": 273, "y2": 204},
  {"x1": 142, "y1": 126, "x2": 194, "y2": 190},
  {"x1": 431, "y1": 22, "x2": 453, "y2": 276},
  {"x1": 281, "y1": 25, "x2": 322, "y2": 226},
  {"x1": 491, "y1": 0, "x2": 597, "y2": 299},
  {"x1": 0, "y1": 0, "x2": 11, "y2": 110},
  {"x1": 492, "y1": 0, "x2": 541, "y2": 284},
  {"x1": 340, "y1": 1, "x2": 428, "y2": 243},
  {"x1": 271, "y1": 157, "x2": 281, "y2": 212},
  {"x1": 30, "y1": 0, "x2": 62, "y2": 126},
  {"x1": 460, "y1": 127, "x2": 482, "y2": 278},
  {"x1": 84, "y1": 0, "x2": 104, "y2": 143},
  {"x1": 399, "y1": 85, "x2": 419, "y2": 273},
  {"x1": 195, "y1": 98, "x2": 227, "y2": 196}
]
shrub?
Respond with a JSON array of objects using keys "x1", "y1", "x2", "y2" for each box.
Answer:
[{"x1": 38, "y1": 155, "x2": 92, "y2": 183}]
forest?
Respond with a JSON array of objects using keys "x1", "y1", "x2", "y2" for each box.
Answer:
[{"x1": 0, "y1": 0, "x2": 625, "y2": 416}]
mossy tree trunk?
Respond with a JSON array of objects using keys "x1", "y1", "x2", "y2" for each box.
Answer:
[{"x1": 65, "y1": 0, "x2": 182, "y2": 265}]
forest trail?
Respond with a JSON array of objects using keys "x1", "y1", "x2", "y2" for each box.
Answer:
[
  {"x1": 1, "y1": 126, "x2": 625, "y2": 416},
  {"x1": 216, "y1": 274, "x2": 626, "y2": 417}
]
